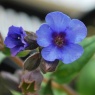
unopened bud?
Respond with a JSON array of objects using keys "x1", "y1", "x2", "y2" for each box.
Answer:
[
  {"x1": 40, "y1": 59, "x2": 59, "y2": 74},
  {"x1": 24, "y1": 52, "x2": 41, "y2": 71},
  {"x1": 19, "y1": 69, "x2": 43, "y2": 94},
  {"x1": 24, "y1": 31, "x2": 38, "y2": 50}
]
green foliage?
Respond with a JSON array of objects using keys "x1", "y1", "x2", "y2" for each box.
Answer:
[
  {"x1": 2, "y1": 47, "x2": 11, "y2": 56},
  {"x1": 0, "y1": 52, "x2": 6, "y2": 63},
  {"x1": 0, "y1": 77, "x2": 12, "y2": 95},
  {"x1": 53, "y1": 88, "x2": 67, "y2": 95},
  {"x1": 21, "y1": 81, "x2": 36, "y2": 93},
  {"x1": 42, "y1": 80, "x2": 54, "y2": 95},
  {"x1": 17, "y1": 50, "x2": 31, "y2": 57},
  {"x1": 77, "y1": 57, "x2": 95, "y2": 95},
  {"x1": 11, "y1": 90, "x2": 22, "y2": 95},
  {"x1": 80, "y1": 35, "x2": 95, "y2": 48},
  {"x1": 1, "y1": 34, "x2": 95, "y2": 95},
  {"x1": 52, "y1": 36, "x2": 95, "y2": 83},
  {"x1": 2, "y1": 47, "x2": 31, "y2": 57}
]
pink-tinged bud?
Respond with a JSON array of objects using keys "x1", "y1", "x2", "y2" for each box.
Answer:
[
  {"x1": 19, "y1": 69, "x2": 43, "y2": 94},
  {"x1": 40, "y1": 59, "x2": 59, "y2": 73}
]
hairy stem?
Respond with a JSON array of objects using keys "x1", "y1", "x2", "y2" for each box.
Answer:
[{"x1": 11, "y1": 57, "x2": 78, "y2": 95}]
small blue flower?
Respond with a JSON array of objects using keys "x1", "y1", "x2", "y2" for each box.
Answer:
[
  {"x1": 4, "y1": 25, "x2": 28, "y2": 56},
  {"x1": 36, "y1": 11, "x2": 87, "y2": 64}
]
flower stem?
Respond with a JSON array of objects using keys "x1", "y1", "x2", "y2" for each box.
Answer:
[
  {"x1": 44, "y1": 79, "x2": 79, "y2": 95},
  {"x1": 11, "y1": 57, "x2": 78, "y2": 95},
  {"x1": 10, "y1": 56, "x2": 23, "y2": 67}
]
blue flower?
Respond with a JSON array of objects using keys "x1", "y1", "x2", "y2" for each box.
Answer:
[
  {"x1": 4, "y1": 26, "x2": 28, "y2": 56},
  {"x1": 36, "y1": 11, "x2": 87, "y2": 64}
]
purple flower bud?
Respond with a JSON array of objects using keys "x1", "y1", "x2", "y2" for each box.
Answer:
[{"x1": 4, "y1": 26, "x2": 28, "y2": 56}]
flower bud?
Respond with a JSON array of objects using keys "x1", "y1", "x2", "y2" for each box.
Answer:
[
  {"x1": 24, "y1": 52, "x2": 41, "y2": 71},
  {"x1": 40, "y1": 59, "x2": 59, "y2": 73},
  {"x1": 4, "y1": 26, "x2": 28, "y2": 56},
  {"x1": 19, "y1": 69, "x2": 43, "y2": 94},
  {"x1": 24, "y1": 32, "x2": 38, "y2": 50}
]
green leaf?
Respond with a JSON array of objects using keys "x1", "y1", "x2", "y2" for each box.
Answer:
[
  {"x1": 77, "y1": 57, "x2": 95, "y2": 95},
  {"x1": 53, "y1": 36, "x2": 95, "y2": 83},
  {"x1": 0, "y1": 52, "x2": 6, "y2": 63},
  {"x1": 42, "y1": 80, "x2": 54, "y2": 95},
  {"x1": 80, "y1": 36, "x2": 95, "y2": 48},
  {"x1": 17, "y1": 50, "x2": 31, "y2": 57},
  {"x1": 0, "y1": 83, "x2": 12, "y2": 95},
  {"x1": 2, "y1": 47, "x2": 31, "y2": 57},
  {"x1": 11, "y1": 90, "x2": 22, "y2": 95},
  {"x1": 2, "y1": 47, "x2": 11, "y2": 56},
  {"x1": 0, "y1": 77, "x2": 12, "y2": 95},
  {"x1": 53, "y1": 88, "x2": 67, "y2": 95}
]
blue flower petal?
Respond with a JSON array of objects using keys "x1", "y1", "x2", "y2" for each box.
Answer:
[
  {"x1": 61, "y1": 43, "x2": 84, "y2": 64},
  {"x1": 8, "y1": 26, "x2": 26, "y2": 37},
  {"x1": 21, "y1": 35, "x2": 28, "y2": 47},
  {"x1": 4, "y1": 37, "x2": 21, "y2": 48},
  {"x1": 46, "y1": 11, "x2": 71, "y2": 32},
  {"x1": 36, "y1": 24, "x2": 53, "y2": 47},
  {"x1": 11, "y1": 46, "x2": 24, "y2": 56},
  {"x1": 41, "y1": 43, "x2": 83, "y2": 64},
  {"x1": 65, "y1": 19, "x2": 87, "y2": 43},
  {"x1": 41, "y1": 45, "x2": 59, "y2": 61}
]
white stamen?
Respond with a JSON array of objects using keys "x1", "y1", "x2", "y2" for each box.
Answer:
[{"x1": 18, "y1": 37, "x2": 20, "y2": 39}]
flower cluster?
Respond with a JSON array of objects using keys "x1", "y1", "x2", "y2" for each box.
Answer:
[
  {"x1": 4, "y1": 11, "x2": 87, "y2": 94},
  {"x1": 4, "y1": 11, "x2": 87, "y2": 64}
]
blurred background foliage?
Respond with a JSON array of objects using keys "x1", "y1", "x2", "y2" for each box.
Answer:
[{"x1": 0, "y1": 0, "x2": 95, "y2": 95}]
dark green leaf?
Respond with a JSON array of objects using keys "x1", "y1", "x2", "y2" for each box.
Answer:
[
  {"x1": 2, "y1": 47, "x2": 11, "y2": 56},
  {"x1": 0, "y1": 83, "x2": 12, "y2": 95},
  {"x1": 0, "y1": 77, "x2": 12, "y2": 95}
]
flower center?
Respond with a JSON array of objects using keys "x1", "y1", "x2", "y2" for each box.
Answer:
[
  {"x1": 54, "y1": 36, "x2": 64, "y2": 47},
  {"x1": 52, "y1": 32, "x2": 66, "y2": 47}
]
